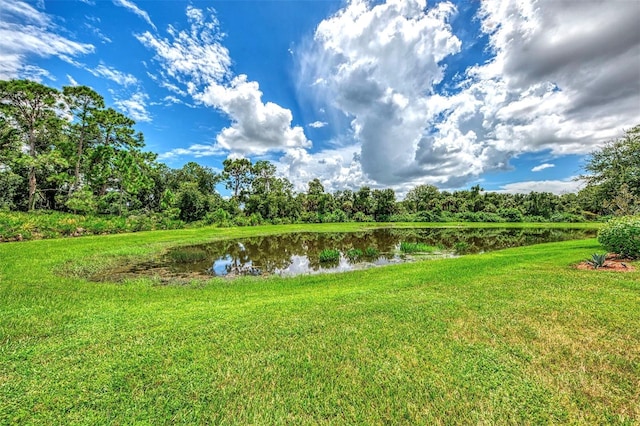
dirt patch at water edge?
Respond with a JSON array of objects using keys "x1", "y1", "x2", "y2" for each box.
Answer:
[{"x1": 575, "y1": 254, "x2": 636, "y2": 272}]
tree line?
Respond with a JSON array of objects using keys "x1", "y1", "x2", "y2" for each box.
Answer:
[{"x1": 1, "y1": 79, "x2": 638, "y2": 226}]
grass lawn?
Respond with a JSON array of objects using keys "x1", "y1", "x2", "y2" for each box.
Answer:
[{"x1": 1, "y1": 222, "x2": 638, "y2": 424}]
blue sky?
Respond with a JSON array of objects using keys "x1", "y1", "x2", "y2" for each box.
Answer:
[{"x1": 2, "y1": 0, "x2": 639, "y2": 196}]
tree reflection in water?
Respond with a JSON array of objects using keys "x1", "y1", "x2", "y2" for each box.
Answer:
[{"x1": 128, "y1": 227, "x2": 595, "y2": 279}]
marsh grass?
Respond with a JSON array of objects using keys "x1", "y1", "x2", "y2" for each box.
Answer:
[
  {"x1": 345, "y1": 248, "x2": 363, "y2": 261},
  {"x1": 318, "y1": 248, "x2": 340, "y2": 262},
  {"x1": 399, "y1": 241, "x2": 437, "y2": 253},
  {"x1": 363, "y1": 247, "x2": 379, "y2": 257},
  {"x1": 1, "y1": 222, "x2": 637, "y2": 424},
  {"x1": 168, "y1": 247, "x2": 208, "y2": 263}
]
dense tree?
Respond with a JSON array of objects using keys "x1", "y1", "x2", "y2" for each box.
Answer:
[
  {"x1": 372, "y1": 188, "x2": 396, "y2": 221},
  {"x1": 222, "y1": 158, "x2": 252, "y2": 201},
  {"x1": 62, "y1": 85, "x2": 104, "y2": 193},
  {"x1": 581, "y1": 125, "x2": 640, "y2": 215},
  {"x1": 405, "y1": 184, "x2": 440, "y2": 213},
  {"x1": 0, "y1": 80, "x2": 65, "y2": 210}
]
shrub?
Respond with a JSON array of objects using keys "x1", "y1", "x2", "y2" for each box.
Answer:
[
  {"x1": 550, "y1": 213, "x2": 584, "y2": 223},
  {"x1": 586, "y1": 253, "x2": 607, "y2": 269},
  {"x1": 598, "y1": 216, "x2": 640, "y2": 259},
  {"x1": 352, "y1": 212, "x2": 373, "y2": 223},
  {"x1": 499, "y1": 208, "x2": 523, "y2": 222}
]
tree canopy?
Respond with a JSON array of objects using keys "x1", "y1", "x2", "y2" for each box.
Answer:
[{"x1": 1, "y1": 79, "x2": 633, "y2": 226}]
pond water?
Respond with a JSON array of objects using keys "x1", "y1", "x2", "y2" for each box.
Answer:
[{"x1": 108, "y1": 227, "x2": 596, "y2": 280}]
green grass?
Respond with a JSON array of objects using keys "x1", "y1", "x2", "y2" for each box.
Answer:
[
  {"x1": 1, "y1": 222, "x2": 638, "y2": 424},
  {"x1": 399, "y1": 241, "x2": 437, "y2": 253}
]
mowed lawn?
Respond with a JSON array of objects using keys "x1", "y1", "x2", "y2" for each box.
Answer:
[{"x1": 0, "y1": 223, "x2": 638, "y2": 424}]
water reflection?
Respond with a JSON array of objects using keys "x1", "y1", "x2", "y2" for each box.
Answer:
[{"x1": 116, "y1": 227, "x2": 595, "y2": 280}]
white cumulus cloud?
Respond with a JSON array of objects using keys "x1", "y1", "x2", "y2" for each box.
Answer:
[
  {"x1": 137, "y1": 6, "x2": 310, "y2": 156},
  {"x1": 531, "y1": 163, "x2": 555, "y2": 172},
  {"x1": 298, "y1": 0, "x2": 640, "y2": 192},
  {"x1": 308, "y1": 121, "x2": 328, "y2": 128},
  {"x1": 497, "y1": 177, "x2": 584, "y2": 195}
]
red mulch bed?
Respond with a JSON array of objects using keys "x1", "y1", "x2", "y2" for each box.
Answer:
[{"x1": 576, "y1": 254, "x2": 636, "y2": 272}]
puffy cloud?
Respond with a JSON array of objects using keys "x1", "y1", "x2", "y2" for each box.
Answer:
[
  {"x1": 114, "y1": 91, "x2": 152, "y2": 122},
  {"x1": 137, "y1": 6, "x2": 310, "y2": 156},
  {"x1": 112, "y1": 0, "x2": 156, "y2": 30},
  {"x1": 299, "y1": 0, "x2": 465, "y2": 186},
  {"x1": 496, "y1": 178, "x2": 584, "y2": 195},
  {"x1": 0, "y1": 0, "x2": 94, "y2": 79},
  {"x1": 276, "y1": 145, "x2": 372, "y2": 193},
  {"x1": 299, "y1": 0, "x2": 640, "y2": 192},
  {"x1": 309, "y1": 121, "x2": 328, "y2": 128},
  {"x1": 531, "y1": 163, "x2": 554, "y2": 172}
]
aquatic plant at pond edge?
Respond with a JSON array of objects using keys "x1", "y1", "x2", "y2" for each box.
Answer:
[
  {"x1": 319, "y1": 249, "x2": 340, "y2": 263},
  {"x1": 169, "y1": 248, "x2": 208, "y2": 263},
  {"x1": 346, "y1": 248, "x2": 363, "y2": 261},
  {"x1": 363, "y1": 247, "x2": 379, "y2": 257},
  {"x1": 454, "y1": 241, "x2": 471, "y2": 254},
  {"x1": 400, "y1": 242, "x2": 437, "y2": 253}
]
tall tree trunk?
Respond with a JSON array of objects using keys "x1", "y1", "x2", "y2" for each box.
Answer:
[
  {"x1": 28, "y1": 167, "x2": 37, "y2": 211},
  {"x1": 71, "y1": 138, "x2": 83, "y2": 194},
  {"x1": 28, "y1": 128, "x2": 37, "y2": 211}
]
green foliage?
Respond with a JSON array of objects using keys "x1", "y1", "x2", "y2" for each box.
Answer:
[
  {"x1": 550, "y1": 213, "x2": 584, "y2": 223},
  {"x1": 399, "y1": 242, "x2": 436, "y2": 253},
  {"x1": 499, "y1": 208, "x2": 524, "y2": 222},
  {"x1": 581, "y1": 125, "x2": 640, "y2": 215},
  {"x1": 318, "y1": 248, "x2": 340, "y2": 263},
  {"x1": 353, "y1": 212, "x2": 374, "y2": 222},
  {"x1": 0, "y1": 210, "x2": 184, "y2": 241},
  {"x1": 345, "y1": 248, "x2": 363, "y2": 261},
  {"x1": 597, "y1": 215, "x2": 640, "y2": 258},
  {"x1": 454, "y1": 241, "x2": 471, "y2": 254},
  {"x1": 363, "y1": 247, "x2": 379, "y2": 257},
  {"x1": 586, "y1": 253, "x2": 607, "y2": 269},
  {"x1": 174, "y1": 182, "x2": 213, "y2": 222},
  {"x1": 0, "y1": 170, "x2": 22, "y2": 210},
  {"x1": 64, "y1": 188, "x2": 97, "y2": 214}
]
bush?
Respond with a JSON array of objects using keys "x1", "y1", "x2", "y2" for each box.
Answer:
[
  {"x1": 598, "y1": 216, "x2": 640, "y2": 259},
  {"x1": 353, "y1": 212, "x2": 373, "y2": 222},
  {"x1": 550, "y1": 213, "x2": 584, "y2": 223},
  {"x1": 498, "y1": 208, "x2": 523, "y2": 222}
]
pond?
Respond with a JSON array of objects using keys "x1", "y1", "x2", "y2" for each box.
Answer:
[{"x1": 105, "y1": 227, "x2": 596, "y2": 280}]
